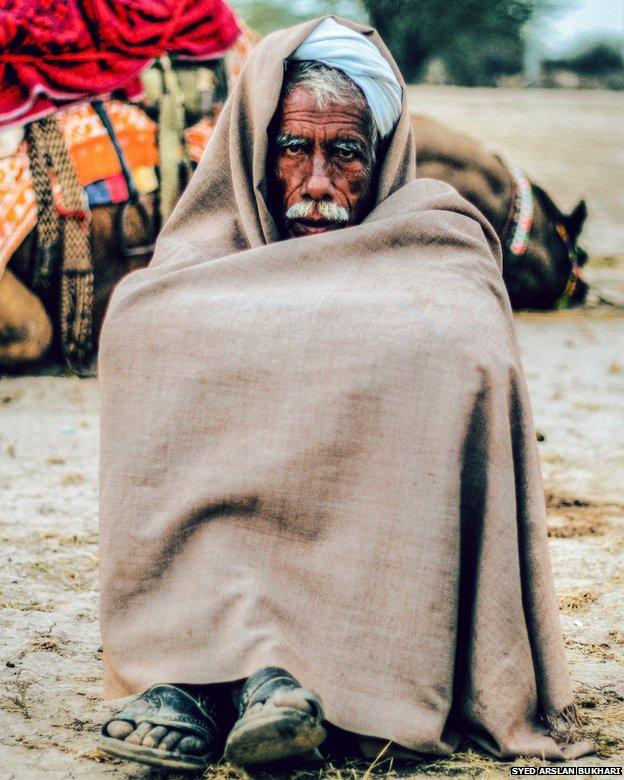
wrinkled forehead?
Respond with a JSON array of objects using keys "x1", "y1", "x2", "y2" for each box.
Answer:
[
  {"x1": 273, "y1": 85, "x2": 372, "y2": 140},
  {"x1": 285, "y1": 17, "x2": 402, "y2": 141}
]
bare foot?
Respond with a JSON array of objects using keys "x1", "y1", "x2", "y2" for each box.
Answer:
[
  {"x1": 245, "y1": 686, "x2": 315, "y2": 716},
  {"x1": 104, "y1": 688, "x2": 209, "y2": 756}
]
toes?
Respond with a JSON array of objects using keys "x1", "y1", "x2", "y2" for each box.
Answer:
[
  {"x1": 105, "y1": 720, "x2": 134, "y2": 739},
  {"x1": 142, "y1": 725, "x2": 168, "y2": 747},
  {"x1": 177, "y1": 735, "x2": 207, "y2": 756},
  {"x1": 120, "y1": 723, "x2": 203, "y2": 754},
  {"x1": 271, "y1": 689, "x2": 313, "y2": 713},
  {"x1": 125, "y1": 721, "x2": 153, "y2": 744},
  {"x1": 105, "y1": 696, "x2": 152, "y2": 740},
  {"x1": 158, "y1": 729, "x2": 183, "y2": 752}
]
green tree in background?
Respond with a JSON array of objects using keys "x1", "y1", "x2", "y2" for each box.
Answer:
[
  {"x1": 236, "y1": 0, "x2": 366, "y2": 37},
  {"x1": 541, "y1": 37, "x2": 624, "y2": 89},
  {"x1": 357, "y1": 0, "x2": 535, "y2": 82},
  {"x1": 441, "y1": 30, "x2": 525, "y2": 86},
  {"x1": 237, "y1": 1, "x2": 309, "y2": 34},
  {"x1": 544, "y1": 40, "x2": 624, "y2": 76},
  {"x1": 234, "y1": 0, "x2": 560, "y2": 85}
]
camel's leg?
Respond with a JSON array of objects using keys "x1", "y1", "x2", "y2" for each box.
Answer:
[{"x1": 0, "y1": 269, "x2": 53, "y2": 364}]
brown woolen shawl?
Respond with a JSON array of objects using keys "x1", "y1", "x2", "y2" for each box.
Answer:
[{"x1": 98, "y1": 16, "x2": 591, "y2": 760}]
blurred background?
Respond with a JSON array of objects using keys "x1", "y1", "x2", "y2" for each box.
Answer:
[
  {"x1": 1, "y1": 1, "x2": 623, "y2": 775},
  {"x1": 236, "y1": 0, "x2": 624, "y2": 90},
  {"x1": 234, "y1": 0, "x2": 624, "y2": 263}
]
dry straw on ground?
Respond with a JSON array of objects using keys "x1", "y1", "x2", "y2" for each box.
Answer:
[{"x1": 2, "y1": 87, "x2": 624, "y2": 777}]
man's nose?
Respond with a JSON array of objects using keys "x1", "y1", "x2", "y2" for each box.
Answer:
[{"x1": 302, "y1": 152, "x2": 333, "y2": 200}]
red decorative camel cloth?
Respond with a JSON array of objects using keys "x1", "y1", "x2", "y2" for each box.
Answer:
[{"x1": 0, "y1": 0, "x2": 241, "y2": 127}]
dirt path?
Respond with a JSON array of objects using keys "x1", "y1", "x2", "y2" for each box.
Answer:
[
  {"x1": 1, "y1": 310, "x2": 622, "y2": 779},
  {"x1": 1, "y1": 87, "x2": 623, "y2": 778}
]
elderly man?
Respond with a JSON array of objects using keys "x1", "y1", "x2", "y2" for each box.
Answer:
[{"x1": 97, "y1": 17, "x2": 590, "y2": 772}]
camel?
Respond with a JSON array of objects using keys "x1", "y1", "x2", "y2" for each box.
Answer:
[
  {"x1": 413, "y1": 115, "x2": 588, "y2": 310},
  {"x1": 0, "y1": 192, "x2": 157, "y2": 370},
  {"x1": 0, "y1": 113, "x2": 588, "y2": 370}
]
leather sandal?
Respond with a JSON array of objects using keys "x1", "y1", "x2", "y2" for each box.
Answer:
[
  {"x1": 224, "y1": 666, "x2": 326, "y2": 766},
  {"x1": 100, "y1": 683, "x2": 225, "y2": 771}
]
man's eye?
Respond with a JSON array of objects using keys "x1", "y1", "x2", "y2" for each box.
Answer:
[
  {"x1": 284, "y1": 146, "x2": 303, "y2": 156},
  {"x1": 335, "y1": 148, "x2": 356, "y2": 160}
]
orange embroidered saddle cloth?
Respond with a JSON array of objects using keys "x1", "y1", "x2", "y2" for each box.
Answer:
[{"x1": 0, "y1": 100, "x2": 157, "y2": 275}]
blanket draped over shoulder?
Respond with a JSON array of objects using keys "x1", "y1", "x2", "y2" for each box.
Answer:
[{"x1": 98, "y1": 17, "x2": 591, "y2": 761}]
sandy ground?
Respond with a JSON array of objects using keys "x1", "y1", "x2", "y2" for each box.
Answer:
[
  {"x1": 1, "y1": 87, "x2": 623, "y2": 778},
  {"x1": 406, "y1": 86, "x2": 624, "y2": 260}
]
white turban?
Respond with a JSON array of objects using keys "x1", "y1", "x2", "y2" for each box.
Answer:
[{"x1": 289, "y1": 18, "x2": 403, "y2": 140}]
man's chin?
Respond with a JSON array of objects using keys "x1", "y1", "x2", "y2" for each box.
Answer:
[{"x1": 286, "y1": 220, "x2": 346, "y2": 238}]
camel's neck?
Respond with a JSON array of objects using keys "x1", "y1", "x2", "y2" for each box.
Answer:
[{"x1": 412, "y1": 116, "x2": 514, "y2": 237}]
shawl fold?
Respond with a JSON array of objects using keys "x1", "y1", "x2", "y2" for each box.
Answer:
[{"x1": 98, "y1": 16, "x2": 591, "y2": 761}]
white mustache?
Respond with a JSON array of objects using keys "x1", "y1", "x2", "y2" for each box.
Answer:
[{"x1": 285, "y1": 201, "x2": 349, "y2": 223}]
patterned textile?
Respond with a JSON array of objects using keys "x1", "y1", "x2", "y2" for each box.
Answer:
[
  {"x1": 0, "y1": 101, "x2": 158, "y2": 275},
  {"x1": 84, "y1": 168, "x2": 157, "y2": 206},
  {"x1": 506, "y1": 165, "x2": 534, "y2": 257},
  {"x1": 0, "y1": 141, "x2": 36, "y2": 272},
  {"x1": 27, "y1": 113, "x2": 93, "y2": 372},
  {"x1": 85, "y1": 174, "x2": 129, "y2": 206},
  {"x1": 0, "y1": 0, "x2": 241, "y2": 127},
  {"x1": 184, "y1": 115, "x2": 220, "y2": 164},
  {"x1": 184, "y1": 23, "x2": 259, "y2": 164},
  {"x1": 57, "y1": 100, "x2": 157, "y2": 187}
]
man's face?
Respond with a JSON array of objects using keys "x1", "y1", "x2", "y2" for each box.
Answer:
[{"x1": 268, "y1": 86, "x2": 376, "y2": 239}]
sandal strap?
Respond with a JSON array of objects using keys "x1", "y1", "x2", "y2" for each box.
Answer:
[
  {"x1": 238, "y1": 667, "x2": 299, "y2": 714},
  {"x1": 277, "y1": 686, "x2": 325, "y2": 721},
  {"x1": 237, "y1": 667, "x2": 324, "y2": 721},
  {"x1": 101, "y1": 684, "x2": 221, "y2": 744}
]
